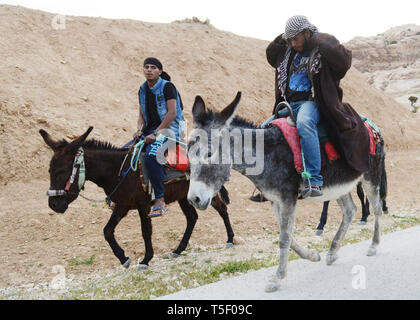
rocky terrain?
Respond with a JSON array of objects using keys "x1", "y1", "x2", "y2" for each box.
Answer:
[
  {"x1": 0, "y1": 5, "x2": 419, "y2": 297},
  {"x1": 346, "y1": 24, "x2": 420, "y2": 109}
]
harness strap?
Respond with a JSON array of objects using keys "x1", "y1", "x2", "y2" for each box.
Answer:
[
  {"x1": 64, "y1": 148, "x2": 85, "y2": 191},
  {"x1": 48, "y1": 147, "x2": 85, "y2": 196}
]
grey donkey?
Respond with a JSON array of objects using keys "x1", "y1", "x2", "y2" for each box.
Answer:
[{"x1": 187, "y1": 92, "x2": 386, "y2": 292}]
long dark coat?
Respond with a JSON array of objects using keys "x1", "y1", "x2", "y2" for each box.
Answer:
[{"x1": 266, "y1": 32, "x2": 370, "y2": 173}]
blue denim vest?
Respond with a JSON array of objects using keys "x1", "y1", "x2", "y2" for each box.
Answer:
[{"x1": 138, "y1": 77, "x2": 185, "y2": 140}]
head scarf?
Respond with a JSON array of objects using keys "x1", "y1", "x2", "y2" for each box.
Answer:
[
  {"x1": 143, "y1": 57, "x2": 163, "y2": 70},
  {"x1": 284, "y1": 15, "x2": 318, "y2": 39}
]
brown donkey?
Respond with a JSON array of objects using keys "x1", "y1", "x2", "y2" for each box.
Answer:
[{"x1": 40, "y1": 127, "x2": 234, "y2": 270}]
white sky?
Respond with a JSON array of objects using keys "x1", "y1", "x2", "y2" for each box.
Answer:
[{"x1": 2, "y1": 0, "x2": 419, "y2": 42}]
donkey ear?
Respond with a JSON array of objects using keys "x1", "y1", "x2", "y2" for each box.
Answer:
[
  {"x1": 219, "y1": 91, "x2": 241, "y2": 126},
  {"x1": 192, "y1": 95, "x2": 206, "y2": 121},
  {"x1": 65, "y1": 126, "x2": 93, "y2": 153},
  {"x1": 39, "y1": 129, "x2": 63, "y2": 151}
]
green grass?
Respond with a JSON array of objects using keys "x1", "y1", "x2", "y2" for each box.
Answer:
[
  {"x1": 67, "y1": 255, "x2": 95, "y2": 266},
  {"x1": 2, "y1": 210, "x2": 419, "y2": 300}
]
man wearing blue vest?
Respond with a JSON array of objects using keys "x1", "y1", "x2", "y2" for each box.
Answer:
[{"x1": 134, "y1": 57, "x2": 185, "y2": 217}]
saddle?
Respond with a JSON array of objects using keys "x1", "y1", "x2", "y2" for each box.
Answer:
[
  {"x1": 137, "y1": 145, "x2": 190, "y2": 196},
  {"x1": 269, "y1": 117, "x2": 378, "y2": 173}
]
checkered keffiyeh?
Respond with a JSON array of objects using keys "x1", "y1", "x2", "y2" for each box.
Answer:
[
  {"x1": 285, "y1": 15, "x2": 318, "y2": 40},
  {"x1": 276, "y1": 16, "x2": 319, "y2": 99}
]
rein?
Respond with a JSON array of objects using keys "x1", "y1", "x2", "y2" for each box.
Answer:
[{"x1": 46, "y1": 134, "x2": 186, "y2": 206}]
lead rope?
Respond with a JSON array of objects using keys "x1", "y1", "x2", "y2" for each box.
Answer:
[{"x1": 300, "y1": 151, "x2": 312, "y2": 193}]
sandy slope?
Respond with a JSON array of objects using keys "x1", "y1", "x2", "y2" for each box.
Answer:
[{"x1": 0, "y1": 5, "x2": 419, "y2": 289}]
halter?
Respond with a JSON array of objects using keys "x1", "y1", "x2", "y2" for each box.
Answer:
[{"x1": 46, "y1": 147, "x2": 86, "y2": 197}]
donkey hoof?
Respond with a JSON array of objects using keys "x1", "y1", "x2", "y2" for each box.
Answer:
[
  {"x1": 326, "y1": 253, "x2": 338, "y2": 265},
  {"x1": 315, "y1": 229, "x2": 323, "y2": 236},
  {"x1": 309, "y1": 249, "x2": 321, "y2": 262},
  {"x1": 367, "y1": 246, "x2": 377, "y2": 256},
  {"x1": 171, "y1": 252, "x2": 181, "y2": 259},
  {"x1": 265, "y1": 278, "x2": 280, "y2": 293},
  {"x1": 122, "y1": 258, "x2": 131, "y2": 269},
  {"x1": 137, "y1": 264, "x2": 149, "y2": 271},
  {"x1": 359, "y1": 221, "x2": 367, "y2": 226},
  {"x1": 226, "y1": 242, "x2": 234, "y2": 248}
]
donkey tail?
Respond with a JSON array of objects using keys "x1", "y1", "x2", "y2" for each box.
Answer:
[
  {"x1": 219, "y1": 185, "x2": 230, "y2": 204},
  {"x1": 380, "y1": 156, "x2": 387, "y2": 201},
  {"x1": 376, "y1": 136, "x2": 387, "y2": 201}
]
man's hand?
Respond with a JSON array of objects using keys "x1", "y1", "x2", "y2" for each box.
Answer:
[
  {"x1": 133, "y1": 130, "x2": 143, "y2": 141},
  {"x1": 144, "y1": 133, "x2": 156, "y2": 145}
]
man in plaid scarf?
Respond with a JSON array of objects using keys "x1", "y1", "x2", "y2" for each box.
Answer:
[{"x1": 251, "y1": 15, "x2": 370, "y2": 200}]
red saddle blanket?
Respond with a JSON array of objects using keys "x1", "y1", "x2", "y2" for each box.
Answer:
[
  {"x1": 270, "y1": 118, "x2": 376, "y2": 173},
  {"x1": 166, "y1": 144, "x2": 190, "y2": 172}
]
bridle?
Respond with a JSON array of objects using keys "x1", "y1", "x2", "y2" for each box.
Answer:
[
  {"x1": 46, "y1": 147, "x2": 86, "y2": 197},
  {"x1": 45, "y1": 145, "x2": 134, "y2": 206}
]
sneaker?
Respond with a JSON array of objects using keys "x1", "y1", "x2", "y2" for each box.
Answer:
[
  {"x1": 311, "y1": 185, "x2": 323, "y2": 197},
  {"x1": 301, "y1": 185, "x2": 323, "y2": 199}
]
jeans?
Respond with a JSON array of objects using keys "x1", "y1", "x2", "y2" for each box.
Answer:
[
  {"x1": 143, "y1": 130, "x2": 167, "y2": 199},
  {"x1": 262, "y1": 100, "x2": 323, "y2": 187}
]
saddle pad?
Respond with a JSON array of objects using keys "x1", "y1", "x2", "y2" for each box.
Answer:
[
  {"x1": 166, "y1": 145, "x2": 190, "y2": 172},
  {"x1": 363, "y1": 122, "x2": 377, "y2": 156},
  {"x1": 270, "y1": 118, "x2": 340, "y2": 173},
  {"x1": 270, "y1": 118, "x2": 377, "y2": 173},
  {"x1": 138, "y1": 153, "x2": 188, "y2": 187}
]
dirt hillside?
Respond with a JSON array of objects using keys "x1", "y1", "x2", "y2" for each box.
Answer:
[
  {"x1": 1, "y1": 5, "x2": 419, "y2": 185},
  {"x1": 0, "y1": 5, "x2": 419, "y2": 290}
]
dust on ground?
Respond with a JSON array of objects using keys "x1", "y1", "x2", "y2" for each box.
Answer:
[{"x1": 1, "y1": 150, "x2": 419, "y2": 292}]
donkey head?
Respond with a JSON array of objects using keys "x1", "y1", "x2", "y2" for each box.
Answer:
[
  {"x1": 187, "y1": 92, "x2": 241, "y2": 210},
  {"x1": 39, "y1": 127, "x2": 93, "y2": 213}
]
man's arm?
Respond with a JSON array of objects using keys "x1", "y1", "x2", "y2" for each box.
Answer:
[
  {"x1": 144, "y1": 99, "x2": 176, "y2": 144},
  {"x1": 156, "y1": 99, "x2": 176, "y2": 133},
  {"x1": 307, "y1": 32, "x2": 352, "y2": 80},
  {"x1": 266, "y1": 33, "x2": 288, "y2": 68}
]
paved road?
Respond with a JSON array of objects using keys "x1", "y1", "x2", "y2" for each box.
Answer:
[{"x1": 159, "y1": 226, "x2": 420, "y2": 300}]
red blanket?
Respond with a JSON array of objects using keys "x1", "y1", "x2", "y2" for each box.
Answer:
[{"x1": 269, "y1": 118, "x2": 377, "y2": 173}]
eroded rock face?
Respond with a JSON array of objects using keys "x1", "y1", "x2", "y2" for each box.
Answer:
[{"x1": 346, "y1": 24, "x2": 420, "y2": 107}]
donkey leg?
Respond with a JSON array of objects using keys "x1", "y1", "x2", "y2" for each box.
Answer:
[
  {"x1": 357, "y1": 182, "x2": 369, "y2": 224},
  {"x1": 265, "y1": 200, "x2": 297, "y2": 292},
  {"x1": 103, "y1": 205, "x2": 131, "y2": 267},
  {"x1": 326, "y1": 193, "x2": 356, "y2": 265},
  {"x1": 137, "y1": 208, "x2": 154, "y2": 269},
  {"x1": 171, "y1": 198, "x2": 198, "y2": 257},
  {"x1": 290, "y1": 238, "x2": 321, "y2": 262},
  {"x1": 316, "y1": 201, "x2": 330, "y2": 235},
  {"x1": 362, "y1": 180, "x2": 382, "y2": 256},
  {"x1": 211, "y1": 195, "x2": 235, "y2": 247}
]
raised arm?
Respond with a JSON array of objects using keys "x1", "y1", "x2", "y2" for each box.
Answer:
[{"x1": 307, "y1": 32, "x2": 352, "y2": 80}]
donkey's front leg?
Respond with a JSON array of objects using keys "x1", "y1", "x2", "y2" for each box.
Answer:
[
  {"x1": 103, "y1": 204, "x2": 131, "y2": 268},
  {"x1": 326, "y1": 193, "x2": 356, "y2": 265},
  {"x1": 266, "y1": 200, "x2": 297, "y2": 292},
  {"x1": 137, "y1": 207, "x2": 154, "y2": 270}
]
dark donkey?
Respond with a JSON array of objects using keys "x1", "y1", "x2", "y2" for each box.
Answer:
[
  {"x1": 187, "y1": 92, "x2": 387, "y2": 292},
  {"x1": 39, "y1": 127, "x2": 234, "y2": 270},
  {"x1": 316, "y1": 177, "x2": 388, "y2": 235}
]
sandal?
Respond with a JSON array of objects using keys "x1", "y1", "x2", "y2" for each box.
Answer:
[{"x1": 148, "y1": 205, "x2": 168, "y2": 218}]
